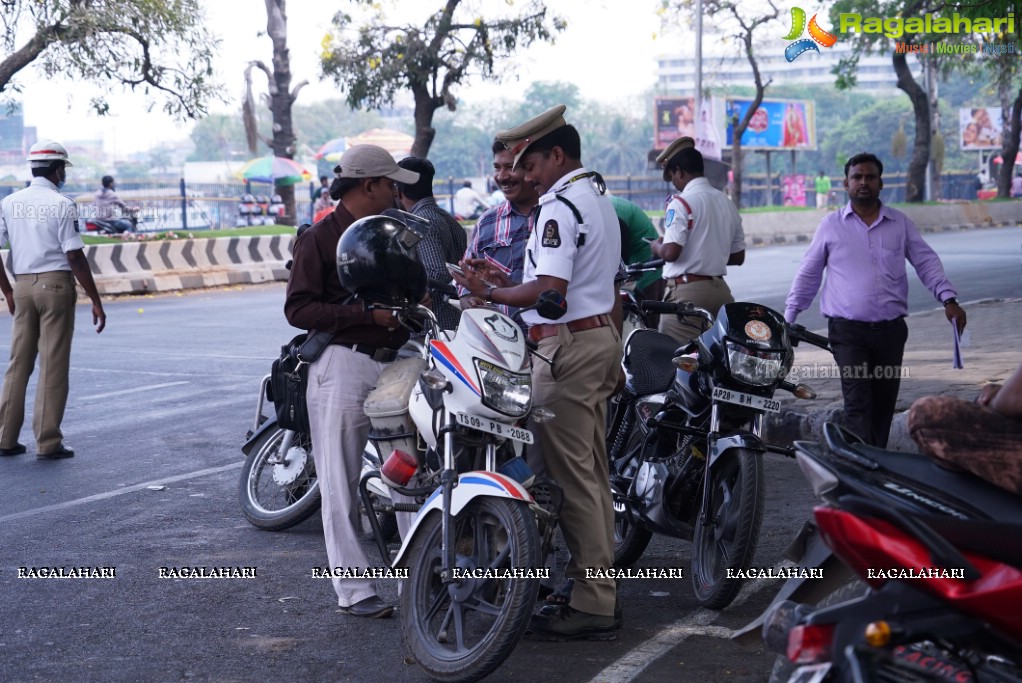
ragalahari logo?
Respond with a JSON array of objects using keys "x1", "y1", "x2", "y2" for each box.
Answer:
[{"x1": 783, "y1": 7, "x2": 838, "y2": 62}]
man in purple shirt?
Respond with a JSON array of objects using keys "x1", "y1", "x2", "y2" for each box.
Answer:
[{"x1": 785, "y1": 152, "x2": 967, "y2": 448}]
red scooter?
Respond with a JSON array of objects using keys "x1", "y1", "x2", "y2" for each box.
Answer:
[{"x1": 754, "y1": 423, "x2": 1022, "y2": 683}]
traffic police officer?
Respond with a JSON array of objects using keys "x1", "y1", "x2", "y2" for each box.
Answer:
[
  {"x1": 0, "y1": 140, "x2": 106, "y2": 460},
  {"x1": 453, "y1": 105, "x2": 622, "y2": 640},
  {"x1": 651, "y1": 138, "x2": 746, "y2": 343}
]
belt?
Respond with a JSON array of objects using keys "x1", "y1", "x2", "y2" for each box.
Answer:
[
  {"x1": 528, "y1": 314, "x2": 611, "y2": 342},
  {"x1": 670, "y1": 274, "x2": 719, "y2": 284},
  {"x1": 828, "y1": 316, "x2": 904, "y2": 329},
  {"x1": 336, "y1": 342, "x2": 398, "y2": 363}
]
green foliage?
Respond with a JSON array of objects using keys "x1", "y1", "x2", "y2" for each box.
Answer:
[
  {"x1": 187, "y1": 101, "x2": 385, "y2": 162},
  {"x1": 320, "y1": 0, "x2": 564, "y2": 154},
  {"x1": 322, "y1": 1, "x2": 563, "y2": 112},
  {"x1": 0, "y1": 0, "x2": 221, "y2": 118},
  {"x1": 426, "y1": 108, "x2": 496, "y2": 178}
]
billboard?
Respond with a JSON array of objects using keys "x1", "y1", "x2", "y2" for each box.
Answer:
[
  {"x1": 654, "y1": 96, "x2": 726, "y2": 159},
  {"x1": 959, "y1": 107, "x2": 1004, "y2": 150},
  {"x1": 655, "y1": 96, "x2": 697, "y2": 149},
  {"x1": 725, "y1": 99, "x2": 817, "y2": 150}
]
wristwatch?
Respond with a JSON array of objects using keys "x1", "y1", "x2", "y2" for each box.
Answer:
[
  {"x1": 942, "y1": 297, "x2": 958, "y2": 307},
  {"x1": 483, "y1": 284, "x2": 497, "y2": 302}
]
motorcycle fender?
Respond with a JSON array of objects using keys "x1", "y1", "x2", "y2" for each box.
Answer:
[
  {"x1": 731, "y1": 520, "x2": 855, "y2": 646},
  {"x1": 392, "y1": 471, "x2": 534, "y2": 568},
  {"x1": 242, "y1": 417, "x2": 280, "y2": 456},
  {"x1": 707, "y1": 431, "x2": 766, "y2": 470}
]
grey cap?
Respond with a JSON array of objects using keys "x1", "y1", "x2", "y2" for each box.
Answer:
[
  {"x1": 334, "y1": 144, "x2": 419, "y2": 184},
  {"x1": 496, "y1": 104, "x2": 568, "y2": 169}
]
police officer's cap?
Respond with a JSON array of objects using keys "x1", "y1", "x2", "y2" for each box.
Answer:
[
  {"x1": 496, "y1": 105, "x2": 567, "y2": 169},
  {"x1": 655, "y1": 136, "x2": 696, "y2": 167}
]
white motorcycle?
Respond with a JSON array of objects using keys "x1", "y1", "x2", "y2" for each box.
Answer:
[{"x1": 360, "y1": 291, "x2": 567, "y2": 683}]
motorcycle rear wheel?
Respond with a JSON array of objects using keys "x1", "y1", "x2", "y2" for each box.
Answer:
[
  {"x1": 767, "y1": 579, "x2": 867, "y2": 683},
  {"x1": 238, "y1": 427, "x2": 320, "y2": 531},
  {"x1": 691, "y1": 448, "x2": 765, "y2": 610},
  {"x1": 400, "y1": 497, "x2": 540, "y2": 683}
]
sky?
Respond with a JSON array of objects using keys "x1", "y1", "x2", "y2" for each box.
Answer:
[{"x1": 18, "y1": 0, "x2": 672, "y2": 158}]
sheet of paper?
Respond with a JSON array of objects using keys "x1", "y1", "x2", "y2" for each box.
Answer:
[{"x1": 951, "y1": 318, "x2": 963, "y2": 369}]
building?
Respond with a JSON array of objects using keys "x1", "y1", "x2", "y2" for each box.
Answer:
[{"x1": 657, "y1": 45, "x2": 922, "y2": 97}]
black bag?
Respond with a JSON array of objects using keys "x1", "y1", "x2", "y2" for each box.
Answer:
[{"x1": 269, "y1": 331, "x2": 333, "y2": 433}]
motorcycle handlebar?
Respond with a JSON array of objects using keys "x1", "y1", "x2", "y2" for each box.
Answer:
[
  {"x1": 625, "y1": 259, "x2": 664, "y2": 273},
  {"x1": 787, "y1": 324, "x2": 831, "y2": 351},
  {"x1": 428, "y1": 279, "x2": 459, "y2": 299},
  {"x1": 640, "y1": 300, "x2": 713, "y2": 322}
]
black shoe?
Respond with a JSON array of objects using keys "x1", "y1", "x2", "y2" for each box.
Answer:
[
  {"x1": 528, "y1": 605, "x2": 619, "y2": 641},
  {"x1": 338, "y1": 595, "x2": 393, "y2": 618},
  {"x1": 0, "y1": 443, "x2": 26, "y2": 457},
  {"x1": 38, "y1": 445, "x2": 74, "y2": 460}
]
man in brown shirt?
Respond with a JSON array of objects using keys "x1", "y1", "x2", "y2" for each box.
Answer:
[{"x1": 285, "y1": 144, "x2": 417, "y2": 618}]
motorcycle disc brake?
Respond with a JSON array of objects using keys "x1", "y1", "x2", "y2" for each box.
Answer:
[{"x1": 272, "y1": 445, "x2": 309, "y2": 486}]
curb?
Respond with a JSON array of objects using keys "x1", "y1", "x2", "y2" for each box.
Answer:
[{"x1": 749, "y1": 219, "x2": 1013, "y2": 248}]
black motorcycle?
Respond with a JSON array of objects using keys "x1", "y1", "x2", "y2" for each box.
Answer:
[{"x1": 606, "y1": 300, "x2": 830, "y2": 609}]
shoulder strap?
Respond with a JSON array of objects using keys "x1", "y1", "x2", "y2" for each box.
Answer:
[
  {"x1": 673, "y1": 195, "x2": 694, "y2": 231},
  {"x1": 298, "y1": 329, "x2": 334, "y2": 363}
]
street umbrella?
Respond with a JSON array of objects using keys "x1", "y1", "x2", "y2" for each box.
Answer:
[
  {"x1": 346, "y1": 128, "x2": 414, "y2": 159},
  {"x1": 236, "y1": 156, "x2": 312, "y2": 185},
  {"x1": 315, "y1": 137, "x2": 347, "y2": 162},
  {"x1": 992, "y1": 152, "x2": 1022, "y2": 165}
]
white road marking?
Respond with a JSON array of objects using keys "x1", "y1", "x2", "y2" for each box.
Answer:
[
  {"x1": 588, "y1": 566, "x2": 783, "y2": 683},
  {"x1": 80, "y1": 381, "x2": 191, "y2": 400},
  {"x1": 0, "y1": 462, "x2": 243, "y2": 524}
]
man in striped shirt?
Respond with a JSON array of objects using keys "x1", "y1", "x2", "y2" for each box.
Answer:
[
  {"x1": 395, "y1": 157, "x2": 466, "y2": 330},
  {"x1": 456, "y1": 139, "x2": 538, "y2": 316}
]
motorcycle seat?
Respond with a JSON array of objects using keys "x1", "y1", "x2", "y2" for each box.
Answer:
[{"x1": 624, "y1": 329, "x2": 686, "y2": 395}]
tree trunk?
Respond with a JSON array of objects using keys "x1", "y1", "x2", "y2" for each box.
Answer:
[
  {"x1": 926, "y1": 60, "x2": 942, "y2": 201},
  {"x1": 893, "y1": 52, "x2": 929, "y2": 202},
  {"x1": 411, "y1": 85, "x2": 438, "y2": 158},
  {"x1": 997, "y1": 84, "x2": 1022, "y2": 198},
  {"x1": 265, "y1": 0, "x2": 297, "y2": 225}
]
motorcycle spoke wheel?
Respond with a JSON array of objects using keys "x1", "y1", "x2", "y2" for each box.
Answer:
[
  {"x1": 400, "y1": 497, "x2": 540, "y2": 683},
  {"x1": 691, "y1": 449, "x2": 764, "y2": 610},
  {"x1": 238, "y1": 427, "x2": 320, "y2": 531}
]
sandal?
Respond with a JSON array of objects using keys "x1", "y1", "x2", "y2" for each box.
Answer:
[{"x1": 544, "y1": 578, "x2": 574, "y2": 605}]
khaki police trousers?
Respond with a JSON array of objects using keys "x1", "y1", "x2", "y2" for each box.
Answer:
[
  {"x1": 658, "y1": 278, "x2": 734, "y2": 345},
  {"x1": 0, "y1": 271, "x2": 76, "y2": 454},
  {"x1": 532, "y1": 323, "x2": 621, "y2": 617}
]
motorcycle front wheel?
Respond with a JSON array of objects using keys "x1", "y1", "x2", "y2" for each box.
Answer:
[
  {"x1": 690, "y1": 448, "x2": 764, "y2": 610},
  {"x1": 612, "y1": 497, "x2": 653, "y2": 568},
  {"x1": 238, "y1": 427, "x2": 320, "y2": 531},
  {"x1": 400, "y1": 496, "x2": 541, "y2": 683}
]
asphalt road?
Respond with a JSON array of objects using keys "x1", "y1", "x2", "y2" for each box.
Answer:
[
  {"x1": 728, "y1": 226, "x2": 1021, "y2": 331},
  {"x1": 0, "y1": 226, "x2": 1018, "y2": 683}
]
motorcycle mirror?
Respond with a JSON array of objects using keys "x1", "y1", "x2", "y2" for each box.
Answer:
[{"x1": 533, "y1": 290, "x2": 567, "y2": 320}]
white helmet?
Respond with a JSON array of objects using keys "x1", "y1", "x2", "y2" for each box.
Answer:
[{"x1": 28, "y1": 140, "x2": 73, "y2": 167}]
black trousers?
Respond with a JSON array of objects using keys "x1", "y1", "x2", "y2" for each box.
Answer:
[{"x1": 827, "y1": 317, "x2": 909, "y2": 448}]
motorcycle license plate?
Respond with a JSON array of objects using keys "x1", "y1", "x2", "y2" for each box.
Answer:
[
  {"x1": 711, "y1": 387, "x2": 781, "y2": 412},
  {"x1": 455, "y1": 412, "x2": 534, "y2": 444},
  {"x1": 790, "y1": 664, "x2": 830, "y2": 683}
]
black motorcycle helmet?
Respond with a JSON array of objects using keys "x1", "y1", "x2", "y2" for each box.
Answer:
[{"x1": 337, "y1": 214, "x2": 427, "y2": 306}]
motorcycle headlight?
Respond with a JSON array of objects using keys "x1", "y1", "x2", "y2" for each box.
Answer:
[
  {"x1": 474, "y1": 359, "x2": 532, "y2": 417},
  {"x1": 725, "y1": 341, "x2": 784, "y2": 387}
]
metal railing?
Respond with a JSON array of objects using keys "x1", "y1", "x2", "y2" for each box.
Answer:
[{"x1": 0, "y1": 171, "x2": 989, "y2": 232}]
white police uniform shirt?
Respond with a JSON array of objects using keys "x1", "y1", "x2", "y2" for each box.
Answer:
[
  {"x1": 662, "y1": 177, "x2": 745, "y2": 279},
  {"x1": 0, "y1": 177, "x2": 84, "y2": 275},
  {"x1": 521, "y1": 168, "x2": 620, "y2": 326}
]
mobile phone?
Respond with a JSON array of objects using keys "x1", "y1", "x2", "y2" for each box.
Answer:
[{"x1": 446, "y1": 263, "x2": 465, "y2": 278}]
